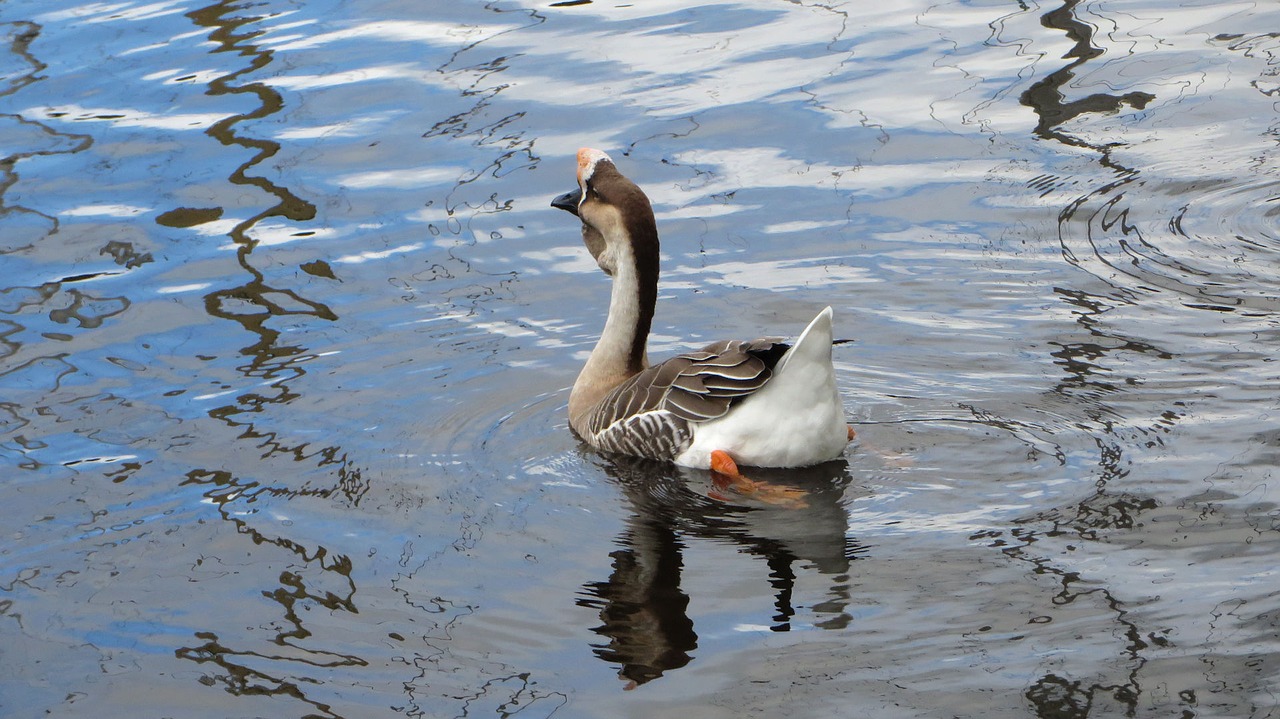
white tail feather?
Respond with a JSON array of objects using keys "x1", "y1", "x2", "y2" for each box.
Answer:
[
  {"x1": 675, "y1": 307, "x2": 847, "y2": 468},
  {"x1": 774, "y1": 305, "x2": 833, "y2": 377}
]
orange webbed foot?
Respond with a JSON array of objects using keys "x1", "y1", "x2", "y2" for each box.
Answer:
[
  {"x1": 708, "y1": 450, "x2": 808, "y2": 509},
  {"x1": 710, "y1": 449, "x2": 740, "y2": 476}
]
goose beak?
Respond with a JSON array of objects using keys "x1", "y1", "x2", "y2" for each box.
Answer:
[{"x1": 551, "y1": 187, "x2": 582, "y2": 216}]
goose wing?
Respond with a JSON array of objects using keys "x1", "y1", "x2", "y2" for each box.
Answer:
[{"x1": 585, "y1": 338, "x2": 789, "y2": 460}]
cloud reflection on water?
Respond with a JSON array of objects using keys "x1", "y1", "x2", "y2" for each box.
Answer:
[{"x1": 3, "y1": 0, "x2": 1280, "y2": 716}]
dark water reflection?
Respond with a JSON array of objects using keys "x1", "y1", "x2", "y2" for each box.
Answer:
[
  {"x1": 3, "y1": 0, "x2": 1280, "y2": 717},
  {"x1": 581, "y1": 456, "x2": 862, "y2": 686},
  {"x1": 1020, "y1": 0, "x2": 1156, "y2": 157}
]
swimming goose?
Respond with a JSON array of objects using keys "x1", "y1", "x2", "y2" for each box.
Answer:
[{"x1": 551, "y1": 148, "x2": 851, "y2": 497}]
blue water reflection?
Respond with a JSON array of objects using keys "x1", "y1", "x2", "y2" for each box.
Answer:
[{"x1": 2, "y1": 0, "x2": 1280, "y2": 717}]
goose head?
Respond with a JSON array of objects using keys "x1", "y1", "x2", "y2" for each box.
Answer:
[{"x1": 551, "y1": 148, "x2": 659, "y2": 277}]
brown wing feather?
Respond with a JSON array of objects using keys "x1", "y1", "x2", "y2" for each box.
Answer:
[{"x1": 585, "y1": 338, "x2": 792, "y2": 456}]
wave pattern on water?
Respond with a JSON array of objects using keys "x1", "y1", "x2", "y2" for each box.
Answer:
[
  {"x1": 1032, "y1": 11, "x2": 1280, "y2": 313},
  {"x1": 3, "y1": 0, "x2": 1280, "y2": 717}
]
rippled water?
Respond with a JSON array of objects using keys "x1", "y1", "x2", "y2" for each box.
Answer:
[{"x1": 3, "y1": 0, "x2": 1280, "y2": 716}]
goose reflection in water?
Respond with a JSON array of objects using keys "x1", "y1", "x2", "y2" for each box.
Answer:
[{"x1": 577, "y1": 454, "x2": 866, "y2": 688}]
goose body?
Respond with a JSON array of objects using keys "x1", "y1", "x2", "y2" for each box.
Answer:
[{"x1": 551, "y1": 148, "x2": 850, "y2": 473}]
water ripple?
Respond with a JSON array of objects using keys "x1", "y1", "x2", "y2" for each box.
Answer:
[
  {"x1": 1029, "y1": 14, "x2": 1280, "y2": 312},
  {"x1": 5, "y1": 0, "x2": 1280, "y2": 715}
]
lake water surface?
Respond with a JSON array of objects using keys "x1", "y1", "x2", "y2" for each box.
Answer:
[{"x1": 3, "y1": 0, "x2": 1280, "y2": 717}]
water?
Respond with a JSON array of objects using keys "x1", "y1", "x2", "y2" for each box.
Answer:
[{"x1": 2, "y1": 0, "x2": 1279, "y2": 716}]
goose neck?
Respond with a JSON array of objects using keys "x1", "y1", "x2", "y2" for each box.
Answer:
[{"x1": 569, "y1": 226, "x2": 658, "y2": 429}]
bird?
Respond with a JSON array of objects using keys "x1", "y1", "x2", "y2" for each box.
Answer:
[{"x1": 550, "y1": 148, "x2": 852, "y2": 504}]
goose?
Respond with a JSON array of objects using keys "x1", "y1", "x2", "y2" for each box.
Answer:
[{"x1": 550, "y1": 148, "x2": 852, "y2": 502}]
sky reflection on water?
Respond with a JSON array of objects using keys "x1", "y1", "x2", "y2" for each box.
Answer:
[{"x1": 2, "y1": 0, "x2": 1280, "y2": 717}]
